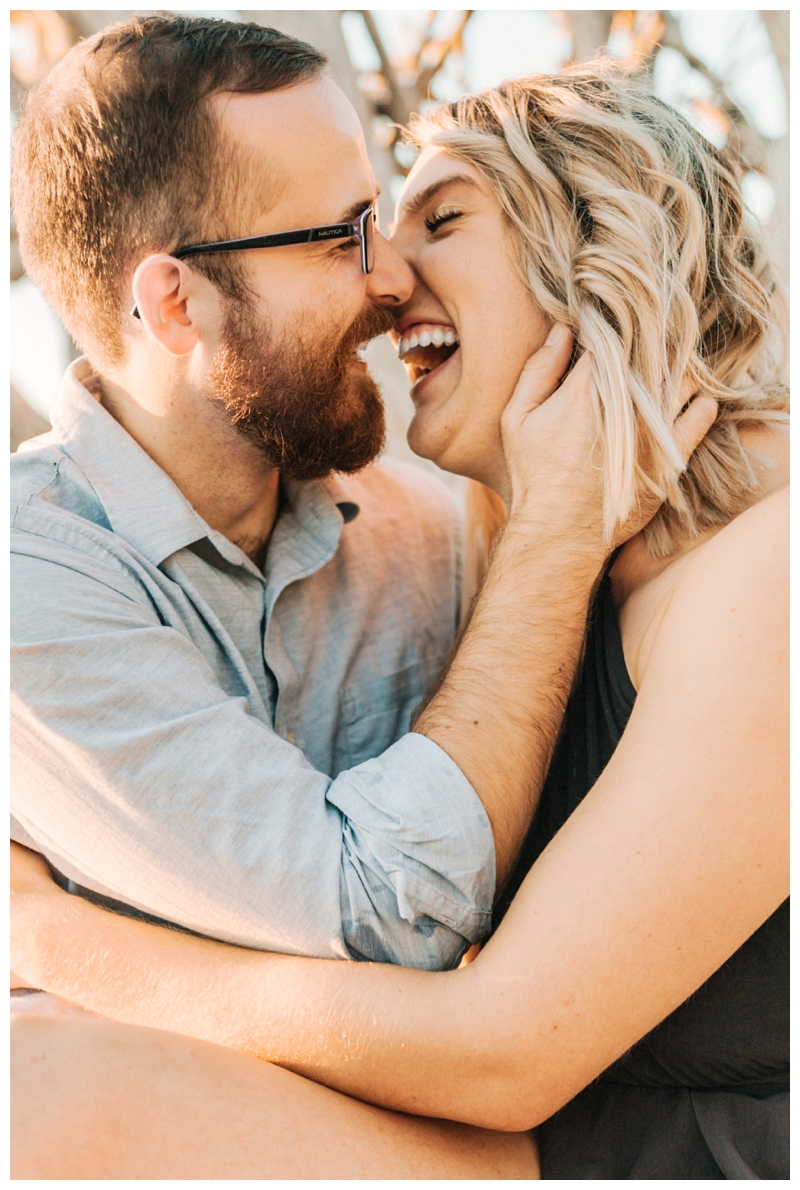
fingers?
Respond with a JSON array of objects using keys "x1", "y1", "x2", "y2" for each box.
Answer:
[
  {"x1": 675, "y1": 371, "x2": 697, "y2": 416},
  {"x1": 672, "y1": 395, "x2": 718, "y2": 466}
]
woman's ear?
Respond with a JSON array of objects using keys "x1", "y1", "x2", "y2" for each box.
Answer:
[{"x1": 130, "y1": 254, "x2": 209, "y2": 356}]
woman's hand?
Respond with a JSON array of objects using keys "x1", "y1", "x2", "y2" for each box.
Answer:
[
  {"x1": 500, "y1": 325, "x2": 717, "y2": 550},
  {"x1": 11, "y1": 842, "x2": 64, "y2": 990}
]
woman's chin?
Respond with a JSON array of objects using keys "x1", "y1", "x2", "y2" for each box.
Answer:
[
  {"x1": 406, "y1": 408, "x2": 452, "y2": 469},
  {"x1": 406, "y1": 413, "x2": 500, "y2": 488}
]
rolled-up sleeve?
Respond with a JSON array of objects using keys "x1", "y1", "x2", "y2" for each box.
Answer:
[
  {"x1": 11, "y1": 527, "x2": 494, "y2": 970},
  {"x1": 332, "y1": 733, "x2": 494, "y2": 968}
]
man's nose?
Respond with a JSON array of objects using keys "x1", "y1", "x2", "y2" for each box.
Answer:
[{"x1": 366, "y1": 231, "x2": 415, "y2": 307}]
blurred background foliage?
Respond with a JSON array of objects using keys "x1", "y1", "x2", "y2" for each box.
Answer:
[{"x1": 10, "y1": 9, "x2": 789, "y2": 458}]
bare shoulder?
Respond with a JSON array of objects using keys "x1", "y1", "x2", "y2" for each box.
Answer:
[
  {"x1": 619, "y1": 486, "x2": 788, "y2": 688},
  {"x1": 671, "y1": 484, "x2": 788, "y2": 612},
  {"x1": 640, "y1": 484, "x2": 788, "y2": 708},
  {"x1": 485, "y1": 485, "x2": 789, "y2": 1125}
]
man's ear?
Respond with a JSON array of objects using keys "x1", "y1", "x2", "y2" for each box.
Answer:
[{"x1": 131, "y1": 254, "x2": 212, "y2": 356}]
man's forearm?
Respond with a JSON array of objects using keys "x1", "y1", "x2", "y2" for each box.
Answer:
[
  {"x1": 419, "y1": 356, "x2": 717, "y2": 888},
  {"x1": 410, "y1": 333, "x2": 609, "y2": 889},
  {"x1": 414, "y1": 516, "x2": 603, "y2": 887}
]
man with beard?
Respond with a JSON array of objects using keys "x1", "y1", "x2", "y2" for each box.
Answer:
[
  {"x1": 209, "y1": 298, "x2": 393, "y2": 486},
  {"x1": 10, "y1": 15, "x2": 698, "y2": 978}
]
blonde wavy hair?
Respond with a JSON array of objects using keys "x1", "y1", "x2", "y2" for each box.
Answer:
[{"x1": 408, "y1": 65, "x2": 788, "y2": 555}]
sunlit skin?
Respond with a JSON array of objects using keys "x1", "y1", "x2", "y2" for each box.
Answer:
[
  {"x1": 12, "y1": 77, "x2": 789, "y2": 1184},
  {"x1": 102, "y1": 76, "x2": 415, "y2": 563},
  {"x1": 389, "y1": 146, "x2": 550, "y2": 497},
  {"x1": 388, "y1": 143, "x2": 790, "y2": 661},
  {"x1": 196, "y1": 80, "x2": 395, "y2": 364}
]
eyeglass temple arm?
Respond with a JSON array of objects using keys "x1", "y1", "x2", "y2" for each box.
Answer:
[
  {"x1": 130, "y1": 218, "x2": 365, "y2": 317},
  {"x1": 173, "y1": 223, "x2": 355, "y2": 260}
]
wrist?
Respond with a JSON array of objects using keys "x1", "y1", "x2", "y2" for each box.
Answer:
[{"x1": 499, "y1": 511, "x2": 608, "y2": 582}]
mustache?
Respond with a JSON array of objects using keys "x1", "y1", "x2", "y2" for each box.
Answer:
[
  {"x1": 208, "y1": 292, "x2": 388, "y2": 480},
  {"x1": 336, "y1": 302, "x2": 397, "y2": 359}
]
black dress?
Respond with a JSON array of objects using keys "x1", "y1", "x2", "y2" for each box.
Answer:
[{"x1": 495, "y1": 575, "x2": 789, "y2": 1179}]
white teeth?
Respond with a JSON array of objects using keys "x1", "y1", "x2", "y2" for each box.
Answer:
[{"x1": 397, "y1": 325, "x2": 460, "y2": 359}]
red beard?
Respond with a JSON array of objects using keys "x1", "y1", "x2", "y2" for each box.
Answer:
[{"x1": 207, "y1": 299, "x2": 394, "y2": 479}]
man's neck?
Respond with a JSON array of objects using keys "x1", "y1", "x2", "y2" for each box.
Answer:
[{"x1": 96, "y1": 368, "x2": 282, "y2": 567}]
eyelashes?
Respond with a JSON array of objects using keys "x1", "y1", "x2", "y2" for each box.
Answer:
[{"x1": 424, "y1": 207, "x2": 463, "y2": 233}]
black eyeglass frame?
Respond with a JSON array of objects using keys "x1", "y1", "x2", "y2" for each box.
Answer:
[{"x1": 131, "y1": 205, "x2": 376, "y2": 318}]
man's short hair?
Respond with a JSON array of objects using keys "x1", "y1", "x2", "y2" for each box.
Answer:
[{"x1": 12, "y1": 15, "x2": 328, "y2": 364}]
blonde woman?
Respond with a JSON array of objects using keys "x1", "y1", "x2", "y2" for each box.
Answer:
[{"x1": 12, "y1": 68, "x2": 788, "y2": 1179}]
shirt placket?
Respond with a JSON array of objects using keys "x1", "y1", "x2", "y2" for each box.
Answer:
[{"x1": 261, "y1": 486, "x2": 347, "y2": 753}]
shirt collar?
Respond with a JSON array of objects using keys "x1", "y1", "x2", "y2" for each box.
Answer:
[
  {"x1": 49, "y1": 360, "x2": 360, "y2": 580},
  {"x1": 265, "y1": 473, "x2": 358, "y2": 601}
]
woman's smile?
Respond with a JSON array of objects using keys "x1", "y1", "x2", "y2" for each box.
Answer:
[
  {"x1": 389, "y1": 145, "x2": 549, "y2": 491},
  {"x1": 407, "y1": 343, "x2": 461, "y2": 400},
  {"x1": 394, "y1": 319, "x2": 461, "y2": 396}
]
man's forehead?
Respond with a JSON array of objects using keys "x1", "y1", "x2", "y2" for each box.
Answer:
[
  {"x1": 210, "y1": 78, "x2": 374, "y2": 222},
  {"x1": 211, "y1": 77, "x2": 363, "y2": 153}
]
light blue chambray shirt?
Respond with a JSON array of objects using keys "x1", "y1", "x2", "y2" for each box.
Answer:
[{"x1": 11, "y1": 360, "x2": 495, "y2": 970}]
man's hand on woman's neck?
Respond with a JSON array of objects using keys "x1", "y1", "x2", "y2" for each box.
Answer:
[{"x1": 96, "y1": 366, "x2": 282, "y2": 567}]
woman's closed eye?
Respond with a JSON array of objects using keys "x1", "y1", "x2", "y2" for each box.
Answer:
[{"x1": 424, "y1": 207, "x2": 463, "y2": 234}]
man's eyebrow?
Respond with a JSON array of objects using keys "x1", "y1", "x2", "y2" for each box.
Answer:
[
  {"x1": 400, "y1": 174, "x2": 481, "y2": 219},
  {"x1": 339, "y1": 188, "x2": 381, "y2": 225}
]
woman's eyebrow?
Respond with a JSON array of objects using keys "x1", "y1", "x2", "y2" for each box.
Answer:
[{"x1": 400, "y1": 174, "x2": 481, "y2": 219}]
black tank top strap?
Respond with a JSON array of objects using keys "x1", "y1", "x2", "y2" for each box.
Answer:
[{"x1": 494, "y1": 570, "x2": 632, "y2": 924}]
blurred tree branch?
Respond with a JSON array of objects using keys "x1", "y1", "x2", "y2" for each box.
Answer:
[
  {"x1": 9, "y1": 9, "x2": 790, "y2": 440},
  {"x1": 357, "y1": 10, "x2": 473, "y2": 172},
  {"x1": 660, "y1": 13, "x2": 761, "y2": 161},
  {"x1": 661, "y1": 11, "x2": 787, "y2": 267},
  {"x1": 760, "y1": 11, "x2": 789, "y2": 90},
  {"x1": 566, "y1": 10, "x2": 614, "y2": 63},
  {"x1": 562, "y1": 10, "x2": 788, "y2": 268}
]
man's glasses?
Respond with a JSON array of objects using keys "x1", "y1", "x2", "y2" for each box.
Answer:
[{"x1": 131, "y1": 205, "x2": 376, "y2": 318}]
